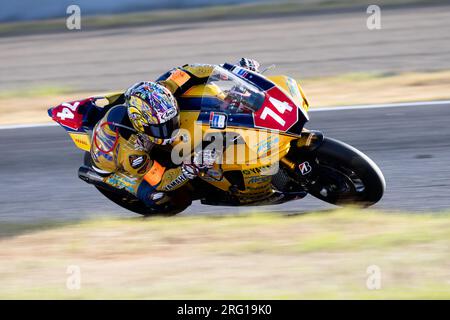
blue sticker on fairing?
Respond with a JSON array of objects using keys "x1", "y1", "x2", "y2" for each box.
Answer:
[{"x1": 209, "y1": 112, "x2": 227, "y2": 129}]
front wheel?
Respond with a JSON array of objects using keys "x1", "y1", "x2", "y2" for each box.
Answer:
[{"x1": 300, "y1": 138, "x2": 385, "y2": 207}]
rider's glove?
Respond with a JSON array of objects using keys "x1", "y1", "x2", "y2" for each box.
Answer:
[
  {"x1": 194, "y1": 148, "x2": 218, "y2": 169},
  {"x1": 181, "y1": 149, "x2": 219, "y2": 179},
  {"x1": 238, "y1": 58, "x2": 261, "y2": 73},
  {"x1": 181, "y1": 163, "x2": 199, "y2": 180}
]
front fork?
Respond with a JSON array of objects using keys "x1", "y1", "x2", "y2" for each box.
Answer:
[{"x1": 280, "y1": 130, "x2": 324, "y2": 185}]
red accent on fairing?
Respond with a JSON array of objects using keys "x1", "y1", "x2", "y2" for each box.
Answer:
[
  {"x1": 253, "y1": 87, "x2": 299, "y2": 132},
  {"x1": 93, "y1": 121, "x2": 119, "y2": 154},
  {"x1": 51, "y1": 98, "x2": 93, "y2": 131}
]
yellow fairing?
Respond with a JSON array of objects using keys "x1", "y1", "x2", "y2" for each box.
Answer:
[
  {"x1": 176, "y1": 77, "x2": 306, "y2": 198},
  {"x1": 69, "y1": 76, "x2": 308, "y2": 202},
  {"x1": 268, "y1": 75, "x2": 309, "y2": 112},
  {"x1": 68, "y1": 93, "x2": 125, "y2": 152},
  {"x1": 183, "y1": 83, "x2": 226, "y2": 99},
  {"x1": 104, "y1": 92, "x2": 125, "y2": 105},
  {"x1": 69, "y1": 132, "x2": 91, "y2": 152}
]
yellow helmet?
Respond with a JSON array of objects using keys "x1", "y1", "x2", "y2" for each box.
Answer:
[{"x1": 125, "y1": 81, "x2": 179, "y2": 145}]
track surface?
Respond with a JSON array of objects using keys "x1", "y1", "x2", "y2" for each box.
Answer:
[
  {"x1": 1, "y1": 102, "x2": 450, "y2": 222},
  {"x1": 1, "y1": 5, "x2": 450, "y2": 222},
  {"x1": 1, "y1": 5, "x2": 450, "y2": 92}
]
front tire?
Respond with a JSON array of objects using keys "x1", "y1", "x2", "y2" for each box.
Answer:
[{"x1": 304, "y1": 138, "x2": 385, "y2": 207}]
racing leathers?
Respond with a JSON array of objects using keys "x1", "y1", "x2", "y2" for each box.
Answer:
[{"x1": 90, "y1": 60, "x2": 259, "y2": 213}]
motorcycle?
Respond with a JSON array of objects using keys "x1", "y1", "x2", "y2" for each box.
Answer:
[{"x1": 48, "y1": 63, "x2": 385, "y2": 215}]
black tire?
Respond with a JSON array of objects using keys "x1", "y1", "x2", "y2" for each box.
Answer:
[
  {"x1": 83, "y1": 152, "x2": 185, "y2": 216},
  {"x1": 305, "y1": 137, "x2": 385, "y2": 207},
  {"x1": 95, "y1": 185, "x2": 164, "y2": 216}
]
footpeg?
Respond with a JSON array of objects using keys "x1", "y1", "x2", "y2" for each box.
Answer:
[{"x1": 78, "y1": 166, "x2": 103, "y2": 184}]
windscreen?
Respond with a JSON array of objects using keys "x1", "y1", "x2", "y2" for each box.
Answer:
[{"x1": 200, "y1": 66, "x2": 265, "y2": 115}]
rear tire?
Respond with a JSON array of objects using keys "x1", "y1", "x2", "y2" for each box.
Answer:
[
  {"x1": 305, "y1": 138, "x2": 385, "y2": 207},
  {"x1": 95, "y1": 185, "x2": 165, "y2": 216},
  {"x1": 83, "y1": 152, "x2": 185, "y2": 216}
]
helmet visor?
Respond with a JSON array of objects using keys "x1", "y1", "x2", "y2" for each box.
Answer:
[{"x1": 143, "y1": 114, "x2": 180, "y2": 139}]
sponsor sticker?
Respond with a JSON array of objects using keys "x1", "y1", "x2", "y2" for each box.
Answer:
[
  {"x1": 209, "y1": 112, "x2": 227, "y2": 129},
  {"x1": 105, "y1": 173, "x2": 137, "y2": 194},
  {"x1": 168, "y1": 69, "x2": 190, "y2": 87},
  {"x1": 232, "y1": 66, "x2": 249, "y2": 78},
  {"x1": 246, "y1": 176, "x2": 272, "y2": 184},
  {"x1": 298, "y1": 161, "x2": 312, "y2": 175},
  {"x1": 242, "y1": 164, "x2": 275, "y2": 176},
  {"x1": 160, "y1": 108, "x2": 177, "y2": 121},
  {"x1": 137, "y1": 158, "x2": 150, "y2": 174},
  {"x1": 253, "y1": 135, "x2": 280, "y2": 156},
  {"x1": 129, "y1": 155, "x2": 147, "y2": 169},
  {"x1": 163, "y1": 174, "x2": 188, "y2": 191}
]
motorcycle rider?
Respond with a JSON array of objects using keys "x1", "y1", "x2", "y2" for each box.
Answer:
[{"x1": 89, "y1": 58, "x2": 261, "y2": 214}]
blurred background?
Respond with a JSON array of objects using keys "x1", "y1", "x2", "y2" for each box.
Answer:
[
  {"x1": 1, "y1": 0, "x2": 449, "y2": 109},
  {"x1": 1, "y1": 0, "x2": 450, "y2": 214},
  {"x1": 0, "y1": 0, "x2": 449, "y2": 299},
  {"x1": 1, "y1": 0, "x2": 272, "y2": 21}
]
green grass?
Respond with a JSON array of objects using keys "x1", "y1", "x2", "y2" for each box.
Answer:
[{"x1": 0, "y1": 208, "x2": 449, "y2": 299}]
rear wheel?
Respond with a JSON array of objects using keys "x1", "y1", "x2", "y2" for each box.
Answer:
[
  {"x1": 301, "y1": 138, "x2": 385, "y2": 207},
  {"x1": 95, "y1": 185, "x2": 164, "y2": 216},
  {"x1": 82, "y1": 152, "x2": 186, "y2": 216}
]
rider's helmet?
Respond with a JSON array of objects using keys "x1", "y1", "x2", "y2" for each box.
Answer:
[{"x1": 125, "y1": 81, "x2": 180, "y2": 145}]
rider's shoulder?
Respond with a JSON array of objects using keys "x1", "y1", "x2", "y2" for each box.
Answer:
[
  {"x1": 181, "y1": 63, "x2": 215, "y2": 78},
  {"x1": 102, "y1": 105, "x2": 135, "y2": 139},
  {"x1": 156, "y1": 63, "x2": 216, "y2": 83},
  {"x1": 105, "y1": 105, "x2": 128, "y2": 123}
]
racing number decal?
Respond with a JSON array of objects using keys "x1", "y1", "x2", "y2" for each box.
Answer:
[
  {"x1": 56, "y1": 102, "x2": 80, "y2": 120},
  {"x1": 260, "y1": 97, "x2": 293, "y2": 127},
  {"x1": 51, "y1": 100, "x2": 87, "y2": 130},
  {"x1": 254, "y1": 87, "x2": 298, "y2": 131}
]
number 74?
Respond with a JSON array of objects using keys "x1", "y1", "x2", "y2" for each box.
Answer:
[
  {"x1": 57, "y1": 102, "x2": 80, "y2": 120},
  {"x1": 260, "y1": 97, "x2": 293, "y2": 126}
]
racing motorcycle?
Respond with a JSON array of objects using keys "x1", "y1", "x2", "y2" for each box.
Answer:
[{"x1": 48, "y1": 63, "x2": 385, "y2": 215}]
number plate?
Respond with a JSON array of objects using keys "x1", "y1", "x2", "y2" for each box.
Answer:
[
  {"x1": 50, "y1": 99, "x2": 92, "y2": 130},
  {"x1": 253, "y1": 87, "x2": 299, "y2": 132}
]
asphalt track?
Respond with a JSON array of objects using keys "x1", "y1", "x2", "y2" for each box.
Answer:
[
  {"x1": 1, "y1": 5, "x2": 450, "y2": 92},
  {"x1": 1, "y1": 102, "x2": 449, "y2": 223}
]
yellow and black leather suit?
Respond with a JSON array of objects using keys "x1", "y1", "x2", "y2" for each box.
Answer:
[{"x1": 90, "y1": 64, "x2": 216, "y2": 210}]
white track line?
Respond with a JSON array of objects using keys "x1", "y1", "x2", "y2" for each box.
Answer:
[
  {"x1": 0, "y1": 122, "x2": 57, "y2": 130},
  {"x1": 0, "y1": 100, "x2": 449, "y2": 130},
  {"x1": 310, "y1": 100, "x2": 450, "y2": 112}
]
